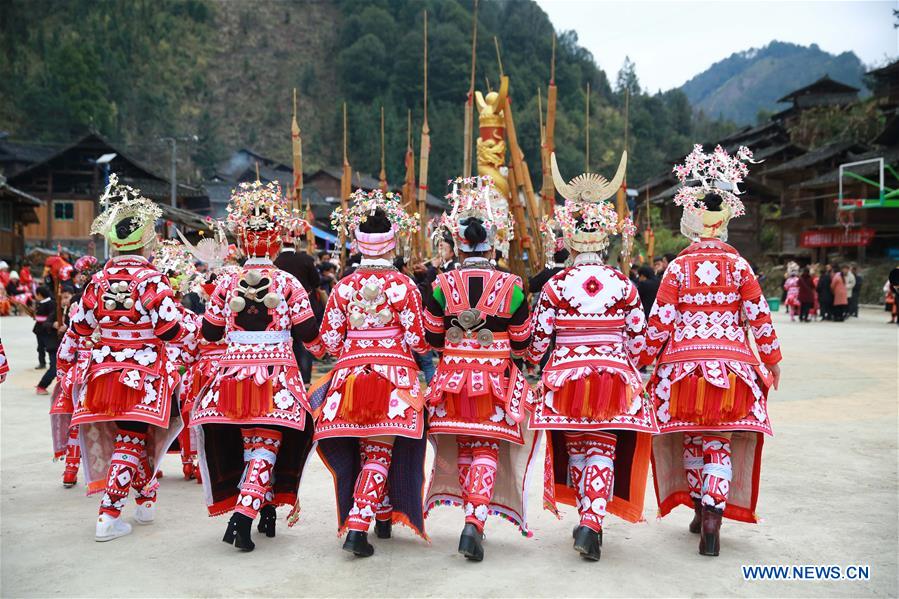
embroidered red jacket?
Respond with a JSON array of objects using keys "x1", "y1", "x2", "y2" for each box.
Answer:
[
  {"x1": 0, "y1": 339, "x2": 7, "y2": 382},
  {"x1": 68, "y1": 254, "x2": 189, "y2": 427},
  {"x1": 194, "y1": 260, "x2": 323, "y2": 428},
  {"x1": 423, "y1": 264, "x2": 532, "y2": 428},
  {"x1": 638, "y1": 239, "x2": 782, "y2": 368},
  {"x1": 319, "y1": 262, "x2": 429, "y2": 410}
]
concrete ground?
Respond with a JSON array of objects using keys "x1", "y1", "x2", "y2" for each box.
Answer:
[{"x1": 0, "y1": 309, "x2": 896, "y2": 598}]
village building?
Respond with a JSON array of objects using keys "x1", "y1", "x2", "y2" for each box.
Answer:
[
  {"x1": 3, "y1": 133, "x2": 209, "y2": 260},
  {"x1": 772, "y1": 75, "x2": 861, "y2": 127},
  {"x1": 635, "y1": 66, "x2": 898, "y2": 264},
  {"x1": 0, "y1": 176, "x2": 42, "y2": 261}
]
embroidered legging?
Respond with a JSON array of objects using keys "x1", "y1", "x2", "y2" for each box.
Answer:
[
  {"x1": 235, "y1": 427, "x2": 282, "y2": 519},
  {"x1": 347, "y1": 440, "x2": 393, "y2": 532},
  {"x1": 566, "y1": 432, "x2": 617, "y2": 532},
  {"x1": 99, "y1": 422, "x2": 154, "y2": 517},
  {"x1": 64, "y1": 425, "x2": 81, "y2": 477},
  {"x1": 701, "y1": 435, "x2": 732, "y2": 512},
  {"x1": 683, "y1": 434, "x2": 732, "y2": 511},
  {"x1": 458, "y1": 436, "x2": 499, "y2": 533}
]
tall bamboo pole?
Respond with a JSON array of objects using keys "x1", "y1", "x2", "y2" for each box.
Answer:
[
  {"x1": 340, "y1": 102, "x2": 351, "y2": 263},
  {"x1": 505, "y1": 163, "x2": 527, "y2": 278},
  {"x1": 615, "y1": 88, "x2": 630, "y2": 272},
  {"x1": 305, "y1": 199, "x2": 315, "y2": 254},
  {"x1": 503, "y1": 97, "x2": 544, "y2": 264},
  {"x1": 379, "y1": 105, "x2": 388, "y2": 192},
  {"x1": 417, "y1": 10, "x2": 431, "y2": 258},
  {"x1": 585, "y1": 82, "x2": 591, "y2": 171},
  {"x1": 462, "y1": 0, "x2": 479, "y2": 177},
  {"x1": 494, "y1": 36, "x2": 543, "y2": 270},
  {"x1": 645, "y1": 186, "x2": 655, "y2": 262},
  {"x1": 291, "y1": 88, "x2": 303, "y2": 213},
  {"x1": 538, "y1": 87, "x2": 548, "y2": 219},
  {"x1": 616, "y1": 88, "x2": 629, "y2": 222},
  {"x1": 542, "y1": 33, "x2": 557, "y2": 217},
  {"x1": 403, "y1": 110, "x2": 415, "y2": 212}
]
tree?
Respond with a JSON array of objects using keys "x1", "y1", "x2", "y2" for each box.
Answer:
[
  {"x1": 616, "y1": 56, "x2": 641, "y2": 95},
  {"x1": 338, "y1": 34, "x2": 389, "y2": 100}
]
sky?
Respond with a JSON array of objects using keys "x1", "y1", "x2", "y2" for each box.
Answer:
[{"x1": 535, "y1": 0, "x2": 898, "y2": 91}]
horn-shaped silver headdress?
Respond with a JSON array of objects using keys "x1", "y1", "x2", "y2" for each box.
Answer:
[
  {"x1": 551, "y1": 151, "x2": 627, "y2": 204},
  {"x1": 550, "y1": 152, "x2": 632, "y2": 256}
]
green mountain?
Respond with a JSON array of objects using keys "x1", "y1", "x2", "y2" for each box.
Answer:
[
  {"x1": 680, "y1": 41, "x2": 867, "y2": 125},
  {"x1": 0, "y1": 0, "x2": 734, "y2": 189}
]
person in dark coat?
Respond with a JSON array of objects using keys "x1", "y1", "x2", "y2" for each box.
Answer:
[
  {"x1": 528, "y1": 248, "x2": 570, "y2": 295},
  {"x1": 817, "y1": 264, "x2": 833, "y2": 320},
  {"x1": 848, "y1": 264, "x2": 863, "y2": 317},
  {"x1": 340, "y1": 253, "x2": 362, "y2": 278},
  {"x1": 275, "y1": 242, "x2": 323, "y2": 385},
  {"x1": 635, "y1": 265, "x2": 660, "y2": 319},
  {"x1": 33, "y1": 285, "x2": 58, "y2": 393},
  {"x1": 797, "y1": 267, "x2": 816, "y2": 322},
  {"x1": 318, "y1": 262, "x2": 337, "y2": 296}
]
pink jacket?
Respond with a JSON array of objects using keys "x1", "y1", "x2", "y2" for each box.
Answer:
[{"x1": 831, "y1": 273, "x2": 848, "y2": 306}]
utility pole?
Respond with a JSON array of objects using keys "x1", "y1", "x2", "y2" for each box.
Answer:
[{"x1": 158, "y1": 135, "x2": 198, "y2": 235}]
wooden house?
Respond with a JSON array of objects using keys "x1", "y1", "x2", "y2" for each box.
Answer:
[
  {"x1": 772, "y1": 76, "x2": 860, "y2": 127},
  {"x1": 633, "y1": 74, "x2": 899, "y2": 263},
  {"x1": 867, "y1": 60, "x2": 899, "y2": 113},
  {"x1": 10, "y1": 133, "x2": 209, "y2": 257},
  {"x1": 762, "y1": 142, "x2": 869, "y2": 260},
  {"x1": 0, "y1": 176, "x2": 42, "y2": 262}
]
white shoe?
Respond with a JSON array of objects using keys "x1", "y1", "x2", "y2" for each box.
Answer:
[
  {"x1": 95, "y1": 514, "x2": 132, "y2": 542},
  {"x1": 134, "y1": 502, "x2": 156, "y2": 525}
]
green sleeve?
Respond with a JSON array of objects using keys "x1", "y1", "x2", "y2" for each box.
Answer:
[
  {"x1": 510, "y1": 285, "x2": 524, "y2": 313},
  {"x1": 433, "y1": 286, "x2": 446, "y2": 309}
]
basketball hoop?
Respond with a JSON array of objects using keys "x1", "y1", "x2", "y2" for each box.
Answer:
[{"x1": 837, "y1": 210, "x2": 855, "y2": 232}]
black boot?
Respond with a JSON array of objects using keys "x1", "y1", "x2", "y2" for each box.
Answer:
[
  {"x1": 573, "y1": 525, "x2": 602, "y2": 561},
  {"x1": 689, "y1": 499, "x2": 702, "y2": 534},
  {"x1": 222, "y1": 512, "x2": 255, "y2": 552},
  {"x1": 572, "y1": 525, "x2": 602, "y2": 546},
  {"x1": 458, "y1": 523, "x2": 484, "y2": 562},
  {"x1": 699, "y1": 507, "x2": 722, "y2": 557},
  {"x1": 342, "y1": 530, "x2": 374, "y2": 557},
  {"x1": 375, "y1": 518, "x2": 392, "y2": 539},
  {"x1": 257, "y1": 505, "x2": 276, "y2": 538}
]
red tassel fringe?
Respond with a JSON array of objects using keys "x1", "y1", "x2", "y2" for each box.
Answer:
[
  {"x1": 669, "y1": 372, "x2": 753, "y2": 425},
  {"x1": 84, "y1": 373, "x2": 143, "y2": 415},
  {"x1": 217, "y1": 379, "x2": 274, "y2": 420},
  {"x1": 554, "y1": 372, "x2": 630, "y2": 421},
  {"x1": 335, "y1": 371, "x2": 392, "y2": 424},
  {"x1": 442, "y1": 391, "x2": 497, "y2": 421}
]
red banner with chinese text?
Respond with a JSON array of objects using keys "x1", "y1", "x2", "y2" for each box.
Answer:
[{"x1": 800, "y1": 227, "x2": 876, "y2": 248}]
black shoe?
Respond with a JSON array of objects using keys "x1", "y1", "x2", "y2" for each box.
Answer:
[
  {"x1": 35, "y1": 364, "x2": 46, "y2": 370},
  {"x1": 222, "y1": 512, "x2": 255, "y2": 551},
  {"x1": 573, "y1": 525, "x2": 601, "y2": 561},
  {"x1": 375, "y1": 519, "x2": 392, "y2": 539},
  {"x1": 457, "y1": 523, "x2": 484, "y2": 562},
  {"x1": 257, "y1": 505, "x2": 276, "y2": 538},
  {"x1": 342, "y1": 530, "x2": 374, "y2": 557}
]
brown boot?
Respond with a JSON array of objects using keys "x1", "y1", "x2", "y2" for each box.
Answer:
[
  {"x1": 688, "y1": 499, "x2": 702, "y2": 534},
  {"x1": 698, "y1": 507, "x2": 722, "y2": 556}
]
